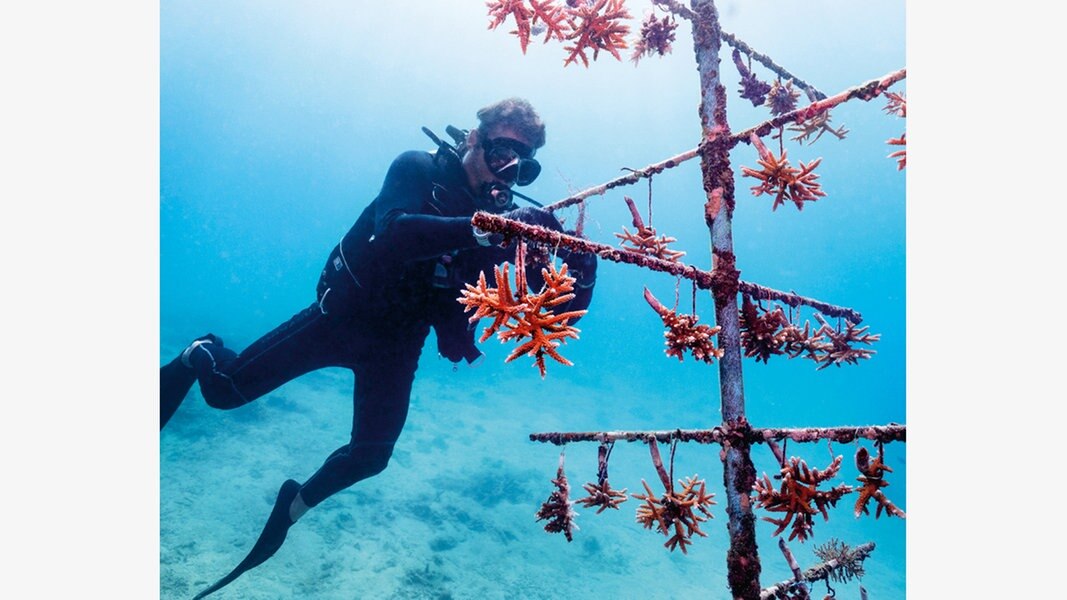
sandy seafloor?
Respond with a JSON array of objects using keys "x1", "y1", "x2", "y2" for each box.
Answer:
[
  {"x1": 160, "y1": 332, "x2": 905, "y2": 600},
  {"x1": 160, "y1": 1, "x2": 907, "y2": 598}
]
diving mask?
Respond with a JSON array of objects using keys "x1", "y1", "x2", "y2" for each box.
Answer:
[{"x1": 483, "y1": 137, "x2": 541, "y2": 187}]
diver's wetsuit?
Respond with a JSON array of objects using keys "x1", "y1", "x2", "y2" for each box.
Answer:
[{"x1": 177, "y1": 149, "x2": 595, "y2": 508}]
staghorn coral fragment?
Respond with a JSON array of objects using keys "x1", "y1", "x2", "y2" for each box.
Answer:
[
  {"x1": 809, "y1": 315, "x2": 880, "y2": 370},
  {"x1": 788, "y1": 109, "x2": 848, "y2": 145},
  {"x1": 853, "y1": 446, "x2": 905, "y2": 519},
  {"x1": 732, "y1": 48, "x2": 772, "y2": 107},
  {"x1": 740, "y1": 133, "x2": 826, "y2": 211},
  {"x1": 887, "y1": 133, "x2": 906, "y2": 170},
  {"x1": 487, "y1": 0, "x2": 570, "y2": 53},
  {"x1": 630, "y1": 11, "x2": 677, "y2": 64},
  {"x1": 578, "y1": 480, "x2": 629, "y2": 514},
  {"x1": 813, "y1": 538, "x2": 868, "y2": 584},
  {"x1": 457, "y1": 242, "x2": 586, "y2": 377},
  {"x1": 766, "y1": 79, "x2": 801, "y2": 116},
  {"x1": 632, "y1": 440, "x2": 716, "y2": 554},
  {"x1": 752, "y1": 455, "x2": 852, "y2": 543},
  {"x1": 576, "y1": 442, "x2": 628, "y2": 514},
  {"x1": 614, "y1": 196, "x2": 686, "y2": 261},
  {"x1": 536, "y1": 450, "x2": 579, "y2": 541},
  {"x1": 883, "y1": 91, "x2": 907, "y2": 117},
  {"x1": 738, "y1": 295, "x2": 789, "y2": 363},
  {"x1": 561, "y1": 0, "x2": 631, "y2": 67},
  {"x1": 644, "y1": 288, "x2": 723, "y2": 364},
  {"x1": 458, "y1": 263, "x2": 529, "y2": 343}
]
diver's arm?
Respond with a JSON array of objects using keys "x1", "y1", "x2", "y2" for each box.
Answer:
[
  {"x1": 370, "y1": 151, "x2": 484, "y2": 263},
  {"x1": 499, "y1": 205, "x2": 599, "y2": 322},
  {"x1": 382, "y1": 213, "x2": 485, "y2": 261}
]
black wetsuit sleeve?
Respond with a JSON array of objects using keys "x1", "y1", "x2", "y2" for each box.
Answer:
[{"x1": 370, "y1": 151, "x2": 480, "y2": 264}]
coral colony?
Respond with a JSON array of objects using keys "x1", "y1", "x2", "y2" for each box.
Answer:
[
  {"x1": 469, "y1": 1, "x2": 906, "y2": 598},
  {"x1": 732, "y1": 48, "x2": 771, "y2": 107},
  {"x1": 630, "y1": 11, "x2": 677, "y2": 64},
  {"x1": 643, "y1": 287, "x2": 723, "y2": 364},
  {"x1": 457, "y1": 241, "x2": 586, "y2": 378},
  {"x1": 614, "y1": 195, "x2": 687, "y2": 261},
  {"x1": 576, "y1": 442, "x2": 629, "y2": 514},
  {"x1": 752, "y1": 455, "x2": 853, "y2": 543},
  {"x1": 535, "y1": 450, "x2": 579, "y2": 541},
  {"x1": 631, "y1": 439, "x2": 716, "y2": 554},
  {"x1": 741, "y1": 132, "x2": 826, "y2": 212}
]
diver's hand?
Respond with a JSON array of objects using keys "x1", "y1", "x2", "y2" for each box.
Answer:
[
  {"x1": 501, "y1": 206, "x2": 562, "y2": 231},
  {"x1": 562, "y1": 248, "x2": 597, "y2": 289},
  {"x1": 472, "y1": 224, "x2": 504, "y2": 247},
  {"x1": 472, "y1": 204, "x2": 559, "y2": 248}
]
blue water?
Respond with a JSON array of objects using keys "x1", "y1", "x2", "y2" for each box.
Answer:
[{"x1": 161, "y1": 1, "x2": 906, "y2": 598}]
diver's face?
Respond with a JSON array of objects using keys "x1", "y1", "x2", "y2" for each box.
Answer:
[{"x1": 464, "y1": 126, "x2": 538, "y2": 190}]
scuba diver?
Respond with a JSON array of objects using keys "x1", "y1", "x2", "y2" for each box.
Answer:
[{"x1": 159, "y1": 97, "x2": 597, "y2": 598}]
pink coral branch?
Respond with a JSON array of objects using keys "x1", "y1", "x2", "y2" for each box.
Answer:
[
  {"x1": 623, "y1": 195, "x2": 646, "y2": 229},
  {"x1": 647, "y1": 438, "x2": 673, "y2": 491}
]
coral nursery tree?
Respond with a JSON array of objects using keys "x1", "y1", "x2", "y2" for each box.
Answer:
[{"x1": 469, "y1": 1, "x2": 906, "y2": 598}]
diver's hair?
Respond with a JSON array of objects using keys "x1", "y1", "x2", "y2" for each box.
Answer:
[{"x1": 475, "y1": 98, "x2": 546, "y2": 150}]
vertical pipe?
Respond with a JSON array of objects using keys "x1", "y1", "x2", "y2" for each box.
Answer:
[{"x1": 688, "y1": 1, "x2": 761, "y2": 597}]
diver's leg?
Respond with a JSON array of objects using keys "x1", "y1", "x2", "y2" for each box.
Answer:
[
  {"x1": 159, "y1": 334, "x2": 223, "y2": 429},
  {"x1": 298, "y1": 344, "x2": 421, "y2": 508},
  {"x1": 188, "y1": 314, "x2": 385, "y2": 598},
  {"x1": 164, "y1": 303, "x2": 338, "y2": 427},
  {"x1": 217, "y1": 342, "x2": 422, "y2": 588}
]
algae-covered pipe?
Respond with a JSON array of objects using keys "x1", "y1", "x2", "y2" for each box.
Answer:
[{"x1": 689, "y1": 1, "x2": 762, "y2": 597}]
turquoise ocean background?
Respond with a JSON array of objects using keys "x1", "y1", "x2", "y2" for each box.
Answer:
[{"x1": 160, "y1": 1, "x2": 906, "y2": 598}]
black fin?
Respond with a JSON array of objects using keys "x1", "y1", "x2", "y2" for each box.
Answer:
[
  {"x1": 192, "y1": 479, "x2": 301, "y2": 599},
  {"x1": 160, "y1": 334, "x2": 223, "y2": 429},
  {"x1": 159, "y1": 357, "x2": 196, "y2": 430}
]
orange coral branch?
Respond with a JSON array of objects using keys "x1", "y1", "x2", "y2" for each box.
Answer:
[
  {"x1": 753, "y1": 455, "x2": 852, "y2": 542},
  {"x1": 644, "y1": 287, "x2": 723, "y2": 363},
  {"x1": 535, "y1": 450, "x2": 579, "y2": 540},
  {"x1": 887, "y1": 133, "x2": 906, "y2": 170},
  {"x1": 853, "y1": 446, "x2": 905, "y2": 519},
  {"x1": 810, "y1": 313, "x2": 880, "y2": 370},
  {"x1": 562, "y1": 0, "x2": 632, "y2": 67},
  {"x1": 738, "y1": 295, "x2": 838, "y2": 364},
  {"x1": 456, "y1": 241, "x2": 586, "y2": 377},
  {"x1": 883, "y1": 91, "x2": 906, "y2": 117},
  {"x1": 632, "y1": 439, "x2": 716, "y2": 554},
  {"x1": 576, "y1": 442, "x2": 628, "y2": 514},
  {"x1": 487, "y1": 0, "x2": 571, "y2": 53},
  {"x1": 615, "y1": 196, "x2": 686, "y2": 261},
  {"x1": 741, "y1": 133, "x2": 826, "y2": 211}
]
